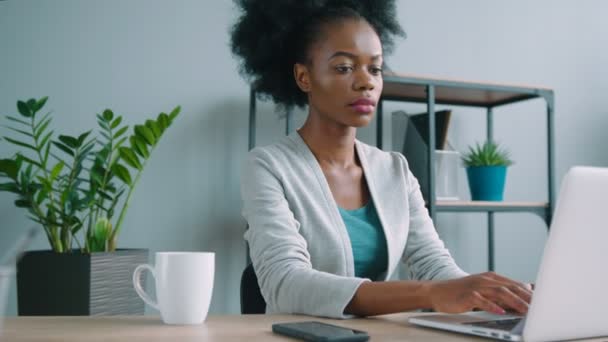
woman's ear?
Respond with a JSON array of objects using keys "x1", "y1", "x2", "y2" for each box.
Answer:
[{"x1": 294, "y1": 63, "x2": 311, "y2": 93}]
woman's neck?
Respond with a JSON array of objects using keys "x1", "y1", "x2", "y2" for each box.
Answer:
[{"x1": 297, "y1": 113, "x2": 357, "y2": 169}]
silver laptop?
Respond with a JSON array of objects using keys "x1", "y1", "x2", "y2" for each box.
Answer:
[{"x1": 409, "y1": 166, "x2": 608, "y2": 341}]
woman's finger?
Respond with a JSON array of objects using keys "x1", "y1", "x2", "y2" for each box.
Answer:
[
  {"x1": 482, "y1": 273, "x2": 533, "y2": 303},
  {"x1": 481, "y1": 286, "x2": 529, "y2": 314},
  {"x1": 486, "y1": 272, "x2": 532, "y2": 294},
  {"x1": 471, "y1": 291, "x2": 505, "y2": 315},
  {"x1": 507, "y1": 284, "x2": 532, "y2": 304}
]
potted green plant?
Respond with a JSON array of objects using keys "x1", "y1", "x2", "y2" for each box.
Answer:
[
  {"x1": 462, "y1": 141, "x2": 513, "y2": 201},
  {"x1": 0, "y1": 97, "x2": 180, "y2": 315}
]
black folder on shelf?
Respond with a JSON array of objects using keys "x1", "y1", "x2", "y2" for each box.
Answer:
[{"x1": 400, "y1": 110, "x2": 452, "y2": 201}]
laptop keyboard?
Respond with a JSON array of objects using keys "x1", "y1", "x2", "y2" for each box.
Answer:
[{"x1": 465, "y1": 318, "x2": 522, "y2": 331}]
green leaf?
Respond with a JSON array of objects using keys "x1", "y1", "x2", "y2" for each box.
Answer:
[
  {"x1": 107, "y1": 150, "x2": 120, "y2": 168},
  {"x1": 112, "y1": 163, "x2": 132, "y2": 185},
  {"x1": 91, "y1": 164, "x2": 106, "y2": 177},
  {"x1": 15, "y1": 154, "x2": 42, "y2": 169},
  {"x1": 43, "y1": 141, "x2": 51, "y2": 165},
  {"x1": 134, "y1": 125, "x2": 155, "y2": 145},
  {"x1": 1, "y1": 125, "x2": 33, "y2": 138},
  {"x1": 104, "y1": 182, "x2": 116, "y2": 193},
  {"x1": 78, "y1": 141, "x2": 96, "y2": 162},
  {"x1": 0, "y1": 159, "x2": 20, "y2": 180},
  {"x1": 114, "y1": 137, "x2": 127, "y2": 150},
  {"x1": 88, "y1": 239, "x2": 102, "y2": 252},
  {"x1": 58, "y1": 135, "x2": 79, "y2": 149},
  {"x1": 96, "y1": 146, "x2": 110, "y2": 163},
  {"x1": 110, "y1": 116, "x2": 122, "y2": 129},
  {"x1": 60, "y1": 187, "x2": 70, "y2": 210},
  {"x1": 100, "y1": 131, "x2": 111, "y2": 141},
  {"x1": 52, "y1": 141, "x2": 74, "y2": 156},
  {"x1": 145, "y1": 119, "x2": 161, "y2": 138},
  {"x1": 114, "y1": 126, "x2": 129, "y2": 139},
  {"x1": 3, "y1": 136, "x2": 37, "y2": 152},
  {"x1": 39, "y1": 131, "x2": 53, "y2": 148},
  {"x1": 35, "y1": 188, "x2": 48, "y2": 204},
  {"x1": 0, "y1": 182, "x2": 20, "y2": 194},
  {"x1": 5, "y1": 115, "x2": 30, "y2": 126},
  {"x1": 17, "y1": 101, "x2": 32, "y2": 117},
  {"x1": 71, "y1": 220, "x2": 85, "y2": 235},
  {"x1": 119, "y1": 147, "x2": 142, "y2": 170},
  {"x1": 26, "y1": 99, "x2": 37, "y2": 114},
  {"x1": 97, "y1": 118, "x2": 110, "y2": 130},
  {"x1": 94, "y1": 217, "x2": 112, "y2": 242},
  {"x1": 102, "y1": 109, "x2": 114, "y2": 122},
  {"x1": 36, "y1": 175, "x2": 51, "y2": 192},
  {"x1": 93, "y1": 153, "x2": 104, "y2": 165},
  {"x1": 169, "y1": 106, "x2": 181, "y2": 122},
  {"x1": 15, "y1": 199, "x2": 31, "y2": 208},
  {"x1": 29, "y1": 182, "x2": 42, "y2": 193},
  {"x1": 34, "y1": 111, "x2": 52, "y2": 130},
  {"x1": 108, "y1": 188, "x2": 125, "y2": 218},
  {"x1": 98, "y1": 190, "x2": 113, "y2": 201},
  {"x1": 130, "y1": 135, "x2": 149, "y2": 159},
  {"x1": 34, "y1": 97, "x2": 49, "y2": 113},
  {"x1": 24, "y1": 163, "x2": 33, "y2": 177},
  {"x1": 72, "y1": 163, "x2": 84, "y2": 179},
  {"x1": 157, "y1": 113, "x2": 170, "y2": 131},
  {"x1": 50, "y1": 161, "x2": 64, "y2": 180},
  {"x1": 77, "y1": 131, "x2": 92, "y2": 147},
  {"x1": 90, "y1": 166, "x2": 104, "y2": 185},
  {"x1": 34, "y1": 117, "x2": 52, "y2": 139}
]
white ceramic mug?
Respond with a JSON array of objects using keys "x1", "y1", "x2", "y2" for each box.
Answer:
[{"x1": 133, "y1": 252, "x2": 214, "y2": 325}]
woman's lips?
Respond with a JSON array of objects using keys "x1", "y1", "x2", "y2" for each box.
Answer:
[
  {"x1": 350, "y1": 104, "x2": 375, "y2": 113},
  {"x1": 349, "y1": 99, "x2": 376, "y2": 114}
]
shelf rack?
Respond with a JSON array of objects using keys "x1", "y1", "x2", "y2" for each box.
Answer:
[{"x1": 379, "y1": 72, "x2": 555, "y2": 271}]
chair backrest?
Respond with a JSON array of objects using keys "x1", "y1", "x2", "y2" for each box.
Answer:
[{"x1": 240, "y1": 263, "x2": 266, "y2": 314}]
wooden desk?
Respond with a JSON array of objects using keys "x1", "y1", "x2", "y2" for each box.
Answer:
[{"x1": 2, "y1": 313, "x2": 606, "y2": 341}]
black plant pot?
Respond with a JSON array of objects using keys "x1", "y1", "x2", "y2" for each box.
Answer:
[{"x1": 17, "y1": 249, "x2": 148, "y2": 316}]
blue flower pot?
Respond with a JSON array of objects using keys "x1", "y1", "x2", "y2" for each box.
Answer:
[{"x1": 466, "y1": 166, "x2": 507, "y2": 201}]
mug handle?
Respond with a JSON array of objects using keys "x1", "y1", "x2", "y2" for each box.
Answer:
[{"x1": 132, "y1": 264, "x2": 159, "y2": 310}]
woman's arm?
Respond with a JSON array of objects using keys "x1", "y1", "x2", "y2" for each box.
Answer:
[
  {"x1": 345, "y1": 280, "x2": 432, "y2": 316},
  {"x1": 345, "y1": 272, "x2": 532, "y2": 317}
]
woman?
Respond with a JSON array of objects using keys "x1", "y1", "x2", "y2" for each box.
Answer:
[{"x1": 231, "y1": 0, "x2": 532, "y2": 319}]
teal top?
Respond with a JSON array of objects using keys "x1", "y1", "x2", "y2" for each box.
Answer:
[{"x1": 338, "y1": 200, "x2": 388, "y2": 280}]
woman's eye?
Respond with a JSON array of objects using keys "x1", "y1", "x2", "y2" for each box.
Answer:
[
  {"x1": 370, "y1": 66, "x2": 383, "y2": 75},
  {"x1": 335, "y1": 65, "x2": 353, "y2": 73}
]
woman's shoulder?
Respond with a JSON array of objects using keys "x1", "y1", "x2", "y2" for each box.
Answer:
[{"x1": 245, "y1": 134, "x2": 307, "y2": 173}]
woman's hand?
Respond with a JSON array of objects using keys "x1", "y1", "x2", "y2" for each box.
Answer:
[{"x1": 427, "y1": 272, "x2": 533, "y2": 315}]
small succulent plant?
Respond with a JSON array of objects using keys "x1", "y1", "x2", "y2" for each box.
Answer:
[{"x1": 462, "y1": 141, "x2": 513, "y2": 168}]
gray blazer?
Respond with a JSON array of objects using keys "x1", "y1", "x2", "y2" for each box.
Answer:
[{"x1": 241, "y1": 132, "x2": 467, "y2": 318}]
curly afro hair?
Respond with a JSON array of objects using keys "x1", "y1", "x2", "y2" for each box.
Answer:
[{"x1": 230, "y1": 0, "x2": 405, "y2": 109}]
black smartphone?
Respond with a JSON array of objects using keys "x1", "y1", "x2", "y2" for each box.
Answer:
[{"x1": 272, "y1": 321, "x2": 370, "y2": 342}]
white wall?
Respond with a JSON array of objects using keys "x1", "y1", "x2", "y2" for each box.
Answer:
[{"x1": 0, "y1": 0, "x2": 606, "y2": 316}]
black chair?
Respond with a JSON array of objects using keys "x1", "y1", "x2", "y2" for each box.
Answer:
[{"x1": 240, "y1": 263, "x2": 266, "y2": 314}]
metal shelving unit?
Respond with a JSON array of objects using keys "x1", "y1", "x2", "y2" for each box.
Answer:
[
  {"x1": 379, "y1": 72, "x2": 555, "y2": 271},
  {"x1": 248, "y1": 72, "x2": 555, "y2": 271}
]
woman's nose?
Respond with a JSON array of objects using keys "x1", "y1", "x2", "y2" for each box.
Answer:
[{"x1": 353, "y1": 69, "x2": 375, "y2": 91}]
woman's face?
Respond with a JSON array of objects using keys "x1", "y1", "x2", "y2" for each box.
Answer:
[{"x1": 295, "y1": 18, "x2": 383, "y2": 128}]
